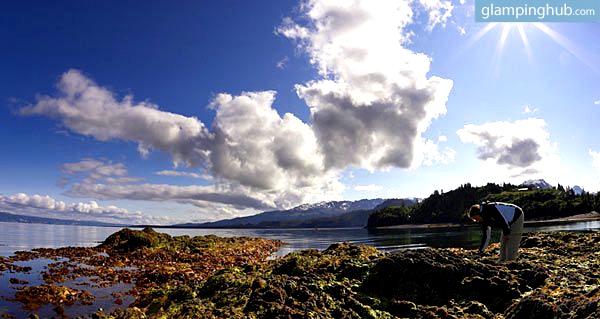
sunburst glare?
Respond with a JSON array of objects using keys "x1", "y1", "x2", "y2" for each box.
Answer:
[{"x1": 458, "y1": 22, "x2": 597, "y2": 74}]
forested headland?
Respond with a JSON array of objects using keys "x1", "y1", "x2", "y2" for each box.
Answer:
[{"x1": 367, "y1": 183, "x2": 600, "y2": 228}]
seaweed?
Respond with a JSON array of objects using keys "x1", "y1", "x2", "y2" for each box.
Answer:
[{"x1": 3, "y1": 229, "x2": 600, "y2": 318}]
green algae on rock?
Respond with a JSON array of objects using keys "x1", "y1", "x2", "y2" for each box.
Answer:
[
  {"x1": 99, "y1": 231, "x2": 600, "y2": 319},
  {"x1": 4, "y1": 229, "x2": 600, "y2": 318},
  {"x1": 1, "y1": 228, "x2": 283, "y2": 317}
]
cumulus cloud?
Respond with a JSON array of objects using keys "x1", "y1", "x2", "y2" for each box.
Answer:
[
  {"x1": 0, "y1": 192, "x2": 152, "y2": 224},
  {"x1": 279, "y1": 0, "x2": 454, "y2": 170},
  {"x1": 20, "y1": 71, "x2": 343, "y2": 211},
  {"x1": 19, "y1": 0, "x2": 456, "y2": 218},
  {"x1": 209, "y1": 91, "x2": 327, "y2": 191},
  {"x1": 353, "y1": 184, "x2": 383, "y2": 192},
  {"x1": 20, "y1": 70, "x2": 214, "y2": 167},
  {"x1": 457, "y1": 118, "x2": 557, "y2": 176},
  {"x1": 594, "y1": 99, "x2": 600, "y2": 105}
]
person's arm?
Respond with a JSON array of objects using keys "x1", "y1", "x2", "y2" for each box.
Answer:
[{"x1": 479, "y1": 225, "x2": 491, "y2": 253}]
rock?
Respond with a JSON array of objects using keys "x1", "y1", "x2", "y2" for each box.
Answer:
[
  {"x1": 98, "y1": 227, "x2": 167, "y2": 253},
  {"x1": 520, "y1": 236, "x2": 543, "y2": 248},
  {"x1": 9, "y1": 278, "x2": 29, "y2": 285},
  {"x1": 387, "y1": 300, "x2": 418, "y2": 317},
  {"x1": 505, "y1": 296, "x2": 558, "y2": 319},
  {"x1": 8, "y1": 229, "x2": 600, "y2": 318}
]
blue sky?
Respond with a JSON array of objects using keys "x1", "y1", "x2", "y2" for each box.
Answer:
[{"x1": 1, "y1": 0, "x2": 599, "y2": 224}]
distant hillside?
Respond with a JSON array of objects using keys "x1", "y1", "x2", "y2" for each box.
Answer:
[
  {"x1": 178, "y1": 198, "x2": 406, "y2": 228},
  {"x1": 373, "y1": 198, "x2": 419, "y2": 210},
  {"x1": 367, "y1": 180, "x2": 600, "y2": 228},
  {"x1": 0, "y1": 211, "x2": 125, "y2": 227}
]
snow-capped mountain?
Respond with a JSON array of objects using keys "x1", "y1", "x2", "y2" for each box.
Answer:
[
  {"x1": 186, "y1": 198, "x2": 387, "y2": 228},
  {"x1": 290, "y1": 199, "x2": 386, "y2": 213},
  {"x1": 520, "y1": 179, "x2": 553, "y2": 189},
  {"x1": 572, "y1": 186, "x2": 584, "y2": 195}
]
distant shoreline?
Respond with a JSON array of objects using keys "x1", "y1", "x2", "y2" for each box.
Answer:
[
  {"x1": 2, "y1": 211, "x2": 599, "y2": 230},
  {"x1": 524, "y1": 211, "x2": 600, "y2": 227},
  {"x1": 375, "y1": 211, "x2": 600, "y2": 230}
]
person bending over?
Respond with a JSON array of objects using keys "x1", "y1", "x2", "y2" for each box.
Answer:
[{"x1": 468, "y1": 202, "x2": 524, "y2": 261}]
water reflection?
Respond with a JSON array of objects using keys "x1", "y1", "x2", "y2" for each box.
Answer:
[{"x1": 1, "y1": 220, "x2": 599, "y2": 257}]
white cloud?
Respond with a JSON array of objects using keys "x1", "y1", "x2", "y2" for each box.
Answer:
[
  {"x1": 457, "y1": 118, "x2": 559, "y2": 179},
  {"x1": 20, "y1": 71, "x2": 344, "y2": 212},
  {"x1": 155, "y1": 170, "x2": 205, "y2": 179},
  {"x1": 419, "y1": 137, "x2": 457, "y2": 166},
  {"x1": 209, "y1": 91, "x2": 328, "y2": 191},
  {"x1": 353, "y1": 184, "x2": 383, "y2": 192},
  {"x1": 0, "y1": 192, "x2": 155, "y2": 224},
  {"x1": 418, "y1": 0, "x2": 454, "y2": 31},
  {"x1": 594, "y1": 99, "x2": 600, "y2": 105},
  {"x1": 20, "y1": 1, "x2": 456, "y2": 218},
  {"x1": 590, "y1": 149, "x2": 600, "y2": 175},
  {"x1": 62, "y1": 158, "x2": 126, "y2": 176},
  {"x1": 58, "y1": 156, "x2": 343, "y2": 219},
  {"x1": 61, "y1": 158, "x2": 140, "y2": 184},
  {"x1": 279, "y1": 0, "x2": 453, "y2": 171},
  {"x1": 523, "y1": 104, "x2": 539, "y2": 114},
  {"x1": 276, "y1": 56, "x2": 289, "y2": 69},
  {"x1": 67, "y1": 182, "x2": 275, "y2": 211},
  {"x1": 20, "y1": 70, "x2": 215, "y2": 167},
  {"x1": 61, "y1": 158, "x2": 282, "y2": 211}
]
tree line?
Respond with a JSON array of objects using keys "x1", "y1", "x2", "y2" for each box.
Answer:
[{"x1": 366, "y1": 183, "x2": 600, "y2": 228}]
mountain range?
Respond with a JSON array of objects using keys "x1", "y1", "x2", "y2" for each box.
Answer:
[
  {"x1": 1, "y1": 179, "x2": 590, "y2": 229},
  {"x1": 520, "y1": 179, "x2": 585, "y2": 195},
  {"x1": 0, "y1": 211, "x2": 125, "y2": 227},
  {"x1": 520, "y1": 179, "x2": 553, "y2": 189},
  {"x1": 176, "y1": 198, "x2": 417, "y2": 229}
]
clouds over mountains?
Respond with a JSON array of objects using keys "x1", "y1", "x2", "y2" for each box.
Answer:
[
  {"x1": 0, "y1": 192, "x2": 145, "y2": 224},
  {"x1": 18, "y1": 0, "x2": 457, "y2": 218}
]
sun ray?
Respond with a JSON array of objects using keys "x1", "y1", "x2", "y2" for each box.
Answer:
[
  {"x1": 496, "y1": 23, "x2": 512, "y2": 55},
  {"x1": 531, "y1": 23, "x2": 598, "y2": 73},
  {"x1": 495, "y1": 23, "x2": 512, "y2": 60},
  {"x1": 455, "y1": 22, "x2": 597, "y2": 74},
  {"x1": 451, "y1": 23, "x2": 498, "y2": 61},
  {"x1": 516, "y1": 24, "x2": 533, "y2": 62},
  {"x1": 488, "y1": 23, "x2": 513, "y2": 76}
]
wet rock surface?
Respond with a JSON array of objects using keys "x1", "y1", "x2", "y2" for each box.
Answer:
[
  {"x1": 0, "y1": 227, "x2": 283, "y2": 318},
  {"x1": 2, "y1": 229, "x2": 600, "y2": 318}
]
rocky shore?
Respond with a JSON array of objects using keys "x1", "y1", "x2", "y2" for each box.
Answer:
[{"x1": 1, "y1": 228, "x2": 599, "y2": 318}]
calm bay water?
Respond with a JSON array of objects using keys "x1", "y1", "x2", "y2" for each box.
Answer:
[{"x1": 2, "y1": 220, "x2": 600, "y2": 257}]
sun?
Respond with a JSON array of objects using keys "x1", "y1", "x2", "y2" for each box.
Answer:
[{"x1": 460, "y1": 22, "x2": 597, "y2": 73}]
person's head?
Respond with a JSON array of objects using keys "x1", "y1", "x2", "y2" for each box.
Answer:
[{"x1": 468, "y1": 204, "x2": 482, "y2": 222}]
